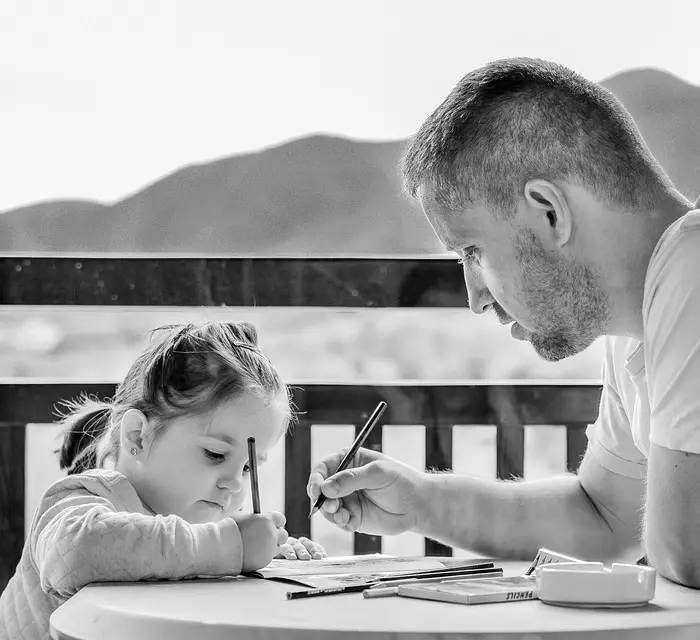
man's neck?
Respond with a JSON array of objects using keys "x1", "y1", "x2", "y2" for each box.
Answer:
[{"x1": 605, "y1": 193, "x2": 694, "y2": 340}]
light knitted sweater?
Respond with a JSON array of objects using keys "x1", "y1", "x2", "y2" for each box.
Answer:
[{"x1": 0, "y1": 470, "x2": 243, "y2": 640}]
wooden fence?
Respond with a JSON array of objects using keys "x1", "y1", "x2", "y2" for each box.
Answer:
[{"x1": 0, "y1": 256, "x2": 601, "y2": 590}]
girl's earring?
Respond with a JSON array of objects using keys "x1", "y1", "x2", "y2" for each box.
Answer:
[{"x1": 130, "y1": 447, "x2": 138, "y2": 456}]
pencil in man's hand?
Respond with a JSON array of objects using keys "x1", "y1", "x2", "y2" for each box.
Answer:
[
  {"x1": 247, "y1": 437, "x2": 261, "y2": 514},
  {"x1": 308, "y1": 401, "x2": 387, "y2": 518}
]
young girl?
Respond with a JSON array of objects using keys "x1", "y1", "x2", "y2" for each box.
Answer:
[{"x1": 0, "y1": 321, "x2": 325, "y2": 640}]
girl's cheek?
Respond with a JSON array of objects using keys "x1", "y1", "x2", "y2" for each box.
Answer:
[{"x1": 225, "y1": 494, "x2": 247, "y2": 515}]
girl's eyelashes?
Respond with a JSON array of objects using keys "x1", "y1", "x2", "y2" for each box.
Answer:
[{"x1": 203, "y1": 449, "x2": 227, "y2": 462}]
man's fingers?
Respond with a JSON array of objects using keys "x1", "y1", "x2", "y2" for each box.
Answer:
[
  {"x1": 307, "y1": 450, "x2": 351, "y2": 498},
  {"x1": 320, "y1": 497, "x2": 341, "y2": 514},
  {"x1": 322, "y1": 461, "x2": 389, "y2": 498},
  {"x1": 332, "y1": 507, "x2": 351, "y2": 527}
]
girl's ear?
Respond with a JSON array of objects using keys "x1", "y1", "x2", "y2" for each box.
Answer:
[{"x1": 119, "y1": 409, "x2": 149, "y2": 458}]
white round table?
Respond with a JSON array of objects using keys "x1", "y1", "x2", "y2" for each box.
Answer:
[{"x1": 50, "y1": 561, "x2": 700, "y2": 640}]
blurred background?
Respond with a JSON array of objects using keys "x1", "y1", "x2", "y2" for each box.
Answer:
[{"x1": 2, "y1": 0, "x2": 699, "y2": 555}]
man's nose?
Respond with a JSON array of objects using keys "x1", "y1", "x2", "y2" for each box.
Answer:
[{"x1": 464, "y1": 268, "x2": 494, "y2": 314}]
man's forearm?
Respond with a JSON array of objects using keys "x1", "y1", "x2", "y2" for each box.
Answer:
[{"x1": 415, "y1": 473, "x2": 630, "y2": 562}]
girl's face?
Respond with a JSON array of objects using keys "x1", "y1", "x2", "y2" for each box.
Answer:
[{"x1": 124, "y1": 391, "x2": 287, "y2": 524}]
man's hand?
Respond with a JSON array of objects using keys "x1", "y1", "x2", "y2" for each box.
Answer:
[{"x1": 307, "y1": 447, "x2": 432, "y2": 535}]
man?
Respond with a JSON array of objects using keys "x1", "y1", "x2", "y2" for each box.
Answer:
[{"x1": 307, "y1": 57, "x2": 700, "y2": 587}]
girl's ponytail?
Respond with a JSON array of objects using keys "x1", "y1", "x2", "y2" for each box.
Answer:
[{"x1": 56, "y1": 397, "x2": 113, "y2": 475}]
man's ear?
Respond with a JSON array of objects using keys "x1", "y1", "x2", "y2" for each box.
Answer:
[
  {"x1": 522, "y1": 179, "x2": 572, "y2": 247},
  {"x1": 119, "y1": 409, "x2": 149, "y2": 458}
]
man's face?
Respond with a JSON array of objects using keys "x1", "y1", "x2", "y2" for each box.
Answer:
[{"x1": 419, "y1": 190, "x2": 609, "y2": 362}]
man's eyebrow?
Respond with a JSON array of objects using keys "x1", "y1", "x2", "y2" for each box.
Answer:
[{"x1": 204, "y1": 433, "x2": 268, "y2": 461}]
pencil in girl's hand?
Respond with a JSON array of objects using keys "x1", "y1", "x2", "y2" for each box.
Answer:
[
  {"x1": 247, "y1": 437, "x2": 261, "y2": 514},
  {"x1": 309, "y1": 401, "x2": 387, "y2": 518}
]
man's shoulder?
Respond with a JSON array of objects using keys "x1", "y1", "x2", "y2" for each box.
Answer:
[
  {"x1": 643, "y1": 208, "x2": 700, "y2": 321},
  {"x1": 648, "y1": 209, "x2": 700, "y2": 270}
]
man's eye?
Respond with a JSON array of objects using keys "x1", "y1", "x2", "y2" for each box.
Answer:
[{"x1": 204, "y1": 449, "x2": 226, "y2": 462}]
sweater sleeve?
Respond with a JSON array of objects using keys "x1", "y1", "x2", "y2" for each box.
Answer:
[{"x1": 31, "y1": 488, "x2": 243, "y2": 598}]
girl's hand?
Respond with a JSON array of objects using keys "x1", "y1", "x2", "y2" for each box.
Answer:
[{"x1": 276, "y1": 536, "x2": 327, "y2": 560}]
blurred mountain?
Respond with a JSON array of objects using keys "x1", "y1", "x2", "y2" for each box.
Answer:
[
  {"x1": 601, "y1": 68, "x2": 700, "y2": 200},
  {"x1": 1, "y1": 68, "x2": 698, "y2": 254}
]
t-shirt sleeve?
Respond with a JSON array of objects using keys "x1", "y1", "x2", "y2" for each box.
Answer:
[
  {"x1": 31, "y1": 486, "x2": 244, "y2": 598},
  {"x1": 644, "y1": 222, "x2": 700, "y2": 454},
  {"x1": 585, "y1": 337, "x2": 648, "y2": 479}
]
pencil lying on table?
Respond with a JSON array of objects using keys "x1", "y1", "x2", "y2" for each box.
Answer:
[{"x1": 285, "y1": 564, "x2": 501, "y2": 600}]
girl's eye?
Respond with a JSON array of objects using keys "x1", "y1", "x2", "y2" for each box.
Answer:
[
  {"x1": 204, "y1": 449, "x2": 226, "y2": 462},
  {"x1": 242, "y1": 463, "x2": 251, "y2": 474}
]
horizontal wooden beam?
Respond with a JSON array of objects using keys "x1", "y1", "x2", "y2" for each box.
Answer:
[
  {"x1": 0, "y1": 256, "x2": 467, "y2": 307},
  {"x1": 0, "y1": 381, "x2": 601, "y2": 426}
]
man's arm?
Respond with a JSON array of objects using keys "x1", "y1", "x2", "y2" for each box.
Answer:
[
  {"x1": 417, "y1": 449, "x2": 644, "y2": 562},
  {"x1": 645, "y1": 444, "x2": 700, "y2": 586},
  {"x1": 643, "y1": 223, "x2": 700, "y2": 586}
]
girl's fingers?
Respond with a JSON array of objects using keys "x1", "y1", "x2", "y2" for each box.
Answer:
[
  {"x1": 276, "y1": 528, "x2": 289, "y2": 546},
  {"x1": 298, "y1": 536, "x2": 327, "y2": 558},
  {"x1": 291, "y1": 538, "x2": 311, "y2": 560}
]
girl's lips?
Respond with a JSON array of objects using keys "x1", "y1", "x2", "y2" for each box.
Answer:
[{"x1": 201, "y1": 500, "x2": 224, "y2": 510}]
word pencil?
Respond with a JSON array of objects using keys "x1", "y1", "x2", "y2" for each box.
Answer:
[
  {"x1": 308, "y1": 400, "x2": 387, "y2": 518},
  {"x1": 247, "y1": 437, "x2": 261, "y2": 514}
]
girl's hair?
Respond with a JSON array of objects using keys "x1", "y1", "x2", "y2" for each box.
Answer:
[{"x1": 57, "y1": 321, "x2": 292, "y2": 475}]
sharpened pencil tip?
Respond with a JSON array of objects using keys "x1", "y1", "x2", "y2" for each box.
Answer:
[{"x1": 308, "y1": 506, "x2": 318, "y2": 519}]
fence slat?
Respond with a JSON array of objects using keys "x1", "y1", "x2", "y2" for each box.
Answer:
[
  {"x1": 285, "y1": 386, "x2": 312, "y2": 539},
  {"x1": 490, "y1": 387, "x2": 525, "y2": 479},
  {"x1": 0, "y1": 424, "x2": 25, "y2": 592},
  {"x1": 353, "y1": 419, "x2": 384, "y2": 555},
  {"x1": 424, "y1": 423, "x2": 453, "y2": 557},
  {"x1": 566, "y1": 422, "x2": 589, "y2": 473}
]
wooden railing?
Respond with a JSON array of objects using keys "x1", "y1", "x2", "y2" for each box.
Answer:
[{"x1": 0, "y1": 256, "x2": 602, "y2": 590}]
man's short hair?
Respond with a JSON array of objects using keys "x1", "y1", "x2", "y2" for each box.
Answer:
[{"x1": 402, "y1": 57, "x2": 672, "y2": 216}]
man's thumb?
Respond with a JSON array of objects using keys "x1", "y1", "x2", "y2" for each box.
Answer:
[{"x1": 322, "y1": 462, "x2": 387, "y2": 498}]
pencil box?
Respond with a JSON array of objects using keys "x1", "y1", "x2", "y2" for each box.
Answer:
[{"x1": 397, "y1": 575, "x2": 537, "y2": 604}]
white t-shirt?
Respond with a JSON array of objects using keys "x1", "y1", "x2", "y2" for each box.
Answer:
[{"x1": 586, "y1": 209, "x2": 700, "y2": 479}]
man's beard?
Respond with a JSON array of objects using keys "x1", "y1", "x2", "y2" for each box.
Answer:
[{"x1": 514, "y1": 230, "x2": 609, "y2": 362}]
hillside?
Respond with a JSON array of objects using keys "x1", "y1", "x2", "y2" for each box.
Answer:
[{"x1": 1, "y1": 68, "x2": 698, "y2": 253}]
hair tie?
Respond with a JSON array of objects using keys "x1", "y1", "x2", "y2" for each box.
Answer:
[
  {"x1": 231, "y1": 341, "x2": 261, "y2": 354},
  {"x1": 231, "y1": 340, "x2": 274, "y2": 364}
]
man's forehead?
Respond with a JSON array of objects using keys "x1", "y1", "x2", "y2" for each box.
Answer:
[{"x1": 417, "y1": 186, "x2": 482, "y2": 250}]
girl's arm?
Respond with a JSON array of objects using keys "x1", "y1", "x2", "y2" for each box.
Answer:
[{"x1": 31, "y1": 491, "x2": 243, "y2": 598}]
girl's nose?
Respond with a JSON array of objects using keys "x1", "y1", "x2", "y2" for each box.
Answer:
[{"x1": 217, "y1": 472, "x2": 243, "y2": 494}]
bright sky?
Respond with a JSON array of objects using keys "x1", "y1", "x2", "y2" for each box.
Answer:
[{"x1": 1, "y1": 0, "x2": 698, "y2": 212}]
